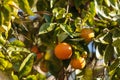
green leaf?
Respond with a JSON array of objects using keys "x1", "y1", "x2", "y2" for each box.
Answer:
[
  {"x1": 105, "y1": 0, "x2": 111, "y2": 6},
  {"x1": 11, "y1": 71, "x2": 19, "y2": 80},
  {"x1": 80, "y1": 67, "x2": 93, "y2": 80},
  {"x1": 18, "y1": 0, "x2": 33, "y2": 15},
  {"x1": 89, "y1": 2, "x2": 96, "y2": 16},
  {"x1": 0, "y1": 58, "x2": 7, "y2": 70},
  {"x1": 73, "y1": 0, "x2": 81, "y2": 9},
  {"x1": 109, "y1": 0, "x2": 119, "y2": 10},
  {"x1": 0, "y1": 34, "x2": 6, "y2": 44},
  {"x1": 1, "y1": 5, "x2": 12, "y2": 37},
  {"x1": 0, "y1": 52, "x2": 5, "y2": 58},
  {"x1": 114, "y1": 47, "x2": 120, "y2": 56},
  {"x1": 0, "y1": 58, "x2": 12, "y2": 70},
  {"x1": 94, "y1": 0, "x2": 111, "y2": 19},
  {"x1": 71, "y1": 43, "x2": 84, "y2": 52},
  {"x1": 57, "y1": 32, "x2": 68, "y2": 42},
  {"x1": 104, "y1": 45, "x2": 114, "y2": 65},
  {"x1": 7, "y1": 46, "x2": 30, "y2": 57},
  {"x1": 39, "y1": 23, "x2": 56, "y2": 35},
  {"x1": 95, "y1": 45, "x2": 103, "y2": 59},
  {"x1": 112, "y1": 39, "x2": 120, "y2": 48},
  {"x1": 115, "y1": 67, "x2": 120, "y2": 78},
  {"x1": 109, "y1": 59, "x2": 119, "y2": 79},
  {"x1": 52, "y1": 8, "x2": 66, "y2": 19},
  {"x1": 18, "y1": 53, "x2": 35, "y2": 78},
  {"x1": 2, "y1": 4, "x2": 12, "y2": 22},
  {"x1": 75, "y1": 17, "x2": 81, "y2": 29},
  {"x1": 0, "y1": 11, "x2": 4, "y2": 26},
  {"x1": 36, "y1": 73, "x2": 46, "y2": 80},
  {"x1": 0, "y1": 11, "x2": 6, "y2": 33},
  {"x1": 28, "y1": 0, "x2": 35, "y2": 8},
  {"x1": 112, "y1": 28, "x2": 120, "y2": 39},
  {"x1": 10, "y1": 40, "x2": 25, "y2": 47},
  {"x1": 96, "y1": 32, "x2": 112, "y2": 44},
  {"x1": 60, "y1": 24, "x2": 74, "y2": 38},
  {"x1": 26, "y1": 75, "x2": 37, "y2": 80},
  {"x1": 43, "y1": 15, "x2": 51, "y2": 23},
  {"x1": 47, "y1": 59, "x2": 62, "y2": 77},
  {"x1": 103, "y1": 32, "x2": 112, "y2": 44}
]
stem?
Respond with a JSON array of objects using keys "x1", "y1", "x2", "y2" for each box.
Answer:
[
  {"x1": 64, "y1": 18, "x2": 68, "y2": 24},
  {"x1": 66, "y1": 0, "x2": 70, "y2": 13},
  {"x1": 57, "y1": 67, "x2": 65, "y2": 80},
  {"x1": 51, "y1": 16, "x2": 55, "y2": 23},
  {"x1": 64, "y1": 0, "x2": 70, "y2": 24},
  {"x1": 57, "y1": 66, "x2": 71, "y2": 80}
]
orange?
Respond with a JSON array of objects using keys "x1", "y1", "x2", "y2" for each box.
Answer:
[
  {"x1": 36, "y1": 52, "x2": 43, "y2": 60},
  {"x1": 70, "y1": 57, "x2": 86, "y2": 69},
  {"x1": 40, "y1": 61, "x2": 48, "y2": 72},
  {"x1": 54, "y1": 43, "x2": 72, "y2": 60},
  {"x1": 81, "y1": 28, "x2": 94, "y2": 43},
  {"x1": 31, "y1": 45, "x2": 39, "y2": 54}
]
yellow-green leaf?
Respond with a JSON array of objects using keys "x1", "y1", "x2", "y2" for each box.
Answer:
[
  {"x1": 0, "y1": 11, "x2": 4, "y2": 26},
  {"x1": 26, "y1": 75, "x2": 37, "y2": 80},
  {"x1": 10, "y1": 40, "x2": 25, "y2": 47},
  {"x1": 18, "y1": 0, "x2": 33, "y2": 15},
  {"x1": 11, "y1": 71, "x2": 19, "y2": 80},
  {"x1": 18, "y1": 53, "x2": 35, "y2": 78},
  {"x1": 104, "y1": 45, "x2": 114, "y2": 65},
  {"x1": 39, "y1": 23, "x2": 56, "y2": 35}
]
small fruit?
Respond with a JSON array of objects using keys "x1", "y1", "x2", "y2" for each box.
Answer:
[
  {"x1": 70, "y1": 57, "x2": 86, "y2": 69},
  {"x1": 54, "y1": 43, "x2": 72, "y2": 60},
  {"x1": 81, "y1": 28, "x2": 94, "y2": 43},
  {"x1": 36, "y1": 52, "x2": 43, "y2": 60},
  {"x1": 40, "y1": 61, "x2": 48, "y2": 72},
  {"x1": 31, "y1": 45, "x2": 39, "y2": 54}
]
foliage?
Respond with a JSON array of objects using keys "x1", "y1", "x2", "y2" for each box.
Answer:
[{"x1": 0, "y1": 0, "x2": 120, "y2": 80}]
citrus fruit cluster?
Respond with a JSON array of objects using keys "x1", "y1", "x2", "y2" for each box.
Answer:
[{"x1": 54, "y1": 42, "x2": 86, "y2": 69}]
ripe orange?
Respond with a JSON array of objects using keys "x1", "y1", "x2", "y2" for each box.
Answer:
[
  {"x1": 40, "y1": 61, "x2": 48, "y2": 72},
  {"x1": 54, "y1": 43, "x2": 72, "y2": 60},
  {"x1": 31, "y1": 45, "x2": 39, "y2": 54},
  {"x1": 81, "y1": 28, "x2": 94, "y2": 43},
  {"x1": 70, "y1": 57, "x2": 86, "y2": 69}
]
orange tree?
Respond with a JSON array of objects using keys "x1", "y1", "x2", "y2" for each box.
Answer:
[{"x1": 0, "y1": 0, "x2": 120, "y2": 80}]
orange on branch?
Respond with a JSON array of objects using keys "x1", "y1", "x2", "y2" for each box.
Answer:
[
  {"x1": 81, "y1": 28, "x2": 94, "y2": 43},
  {"x1": 70, "y1": 57, "x2": 86, "y2": 69},
  {"x1": 31, "y1": 45, "x2": 39, "y2": 54},
  {"x1": 54, "y1": 42, "x2": 72, "y2": 60},
  {"x1": 36, "y1": 52, "x2": 43, "y2": 60}
]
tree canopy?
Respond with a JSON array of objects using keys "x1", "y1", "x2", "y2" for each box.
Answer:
[{"x1": 0, "y1": 0, "x2": 120, "y2": 80}]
